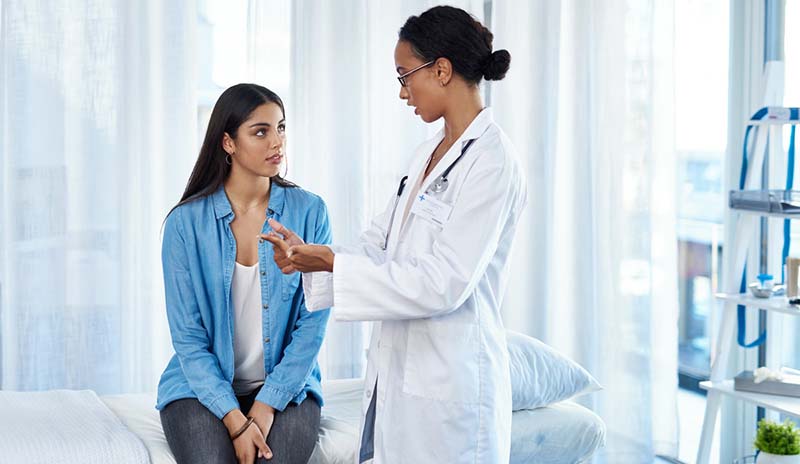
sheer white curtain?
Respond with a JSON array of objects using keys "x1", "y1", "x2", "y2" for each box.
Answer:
[
  {"x1": 2, "y1": 6, "x2": 682, "y2": 456},
  {"x1": 721, "y1": 2, "x2": 779, "y2": 462},
  {"x1": 492, "y1": 0, "x2": 680, "y2": 461},
  {"x1": 0, "y1": 0, "x2": 196, "y2": 393},
  {"x1": 287, "y1": 0, "x2": 483, "y2": 379}
]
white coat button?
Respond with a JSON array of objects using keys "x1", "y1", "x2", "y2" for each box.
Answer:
[{"x1": 366, "y1": 389, "x2": 372, "y2": 399}]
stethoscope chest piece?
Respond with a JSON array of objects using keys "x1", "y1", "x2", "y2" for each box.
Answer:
[
  {"x1": 429, "y1": 177, "x2": 448, "y2": 194},
  {"x1": 383, "y1": 138, "x2": 476, "y2": 250}
]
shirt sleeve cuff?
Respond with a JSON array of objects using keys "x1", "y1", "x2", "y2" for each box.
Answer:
[
  {"x1": 207, "y1": 392, "x2": 239, "y2": 420},
  {"x1": 255, "y1": 383, "x2": 294, "y2": 412},
  {"x1": 330, "y1": 252, "x2": 368, "y2": 321},
  {"x1": 302, "y1": 271, "x2": 334, "y2": 311}
]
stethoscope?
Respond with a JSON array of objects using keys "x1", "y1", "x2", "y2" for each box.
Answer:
[{"x1": 382, "y1": 138, "x2": 477, "y2": 250}]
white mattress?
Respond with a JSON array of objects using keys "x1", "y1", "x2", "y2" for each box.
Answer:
[
  {"x1": 102, "y1": 379, "x2": 605, "y2": 464},
  {"x1": 511, "y1": 401, "x2": 606, "y2": 463},
  {"x1": 101, "y1": 393, "x2": 176, "y2": 464},
  {"x1": 0, "y1": 390, "x2": 150, "y2": 464}
]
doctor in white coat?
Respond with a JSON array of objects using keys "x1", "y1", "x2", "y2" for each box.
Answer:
[{"x1": 264, "y1": 6, "x2": 527, "y2": 463}]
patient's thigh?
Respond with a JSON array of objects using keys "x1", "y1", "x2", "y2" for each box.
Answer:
[{"x1": 160, "y1": 398, "x2": 237, "y2": 464}]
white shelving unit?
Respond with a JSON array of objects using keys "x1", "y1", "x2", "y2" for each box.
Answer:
[
  {"x1": 698, "y1": 232, "x2": 800, "y2": 464},
  {"x1": 715, "y1": 293, "x2": 800, "y2": 316},
  {"x1": 697, "y1": 107, "x2": 800, "y2": 464},
  {"x1": 700, "y1": 380, "x2": 800, "y2": 418}
]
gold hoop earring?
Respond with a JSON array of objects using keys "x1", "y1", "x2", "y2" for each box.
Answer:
[{"x1": 225, "y1": 153, "x2": 232, "y2": 165}]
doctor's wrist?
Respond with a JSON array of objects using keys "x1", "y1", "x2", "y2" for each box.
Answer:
[{"x1": 323, "y1": 246, "x2": 335, "y2": 272}]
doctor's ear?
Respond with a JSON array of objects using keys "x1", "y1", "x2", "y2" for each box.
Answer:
[{"x1": 434, "y1": 58, "x2": 453, "y2": 86}]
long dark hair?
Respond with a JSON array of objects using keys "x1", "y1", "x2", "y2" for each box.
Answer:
[
  {"x1": 168, "y1": 83, "x2": 296, "y2": 218},
  {"x1": 399, "y1": 6, "x2": 511, "y2": 84}
]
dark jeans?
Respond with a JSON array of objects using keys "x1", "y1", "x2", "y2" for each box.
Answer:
[{"x1": 160, "y1": 388, "x2": 320, "y2": 464}]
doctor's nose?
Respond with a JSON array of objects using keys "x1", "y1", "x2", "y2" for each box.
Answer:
[{"x1": 399, "y1": 86, "x2": 409, "y2": 100}]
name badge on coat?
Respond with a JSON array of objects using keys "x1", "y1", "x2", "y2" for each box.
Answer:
[{"x1": 410, "y1": 193, "x2": 453, "y2": 226}]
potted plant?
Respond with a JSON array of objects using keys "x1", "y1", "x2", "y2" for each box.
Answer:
[{"x1": 755, "y1": 419, "x2": 800, "y2": 463}]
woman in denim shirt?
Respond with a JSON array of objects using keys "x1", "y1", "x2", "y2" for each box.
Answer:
[{"x1": 157, "y1": 83, "x2": 331, "y2": 464}]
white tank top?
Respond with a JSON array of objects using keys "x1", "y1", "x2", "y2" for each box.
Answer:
[{"x1": 231, "y1": 262, "x2": 266, "y2": 396}]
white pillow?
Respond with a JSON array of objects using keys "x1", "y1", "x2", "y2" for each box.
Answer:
[{"x1": 506, "y1": 330, "x2": 602, "y2": 411}]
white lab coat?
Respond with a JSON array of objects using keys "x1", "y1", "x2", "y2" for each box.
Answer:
[{"x1": 303, "y1": 108, "x2": 527, "y2": 463}]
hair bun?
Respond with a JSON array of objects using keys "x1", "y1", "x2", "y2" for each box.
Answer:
[{"x1": 483, "y1": 49, "x2": 511, "y2": 81}]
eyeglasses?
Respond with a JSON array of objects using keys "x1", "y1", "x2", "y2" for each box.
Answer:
[{"x1": 397, "y1": 60, "x2": 435, "y2": 87}]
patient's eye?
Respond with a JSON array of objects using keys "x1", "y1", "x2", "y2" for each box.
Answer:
[
  {"x1": 277, "y1": 124, "x2": 286, "y2": 134},
  {"x1": 255, "y1": 128, "x2": 267, "y2": 137}
]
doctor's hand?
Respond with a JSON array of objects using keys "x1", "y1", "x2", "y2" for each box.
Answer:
[
  {"x1": 261, "y1": 218, "x2": 304, "y2": 274},
  {"x1": 279, "y1": 244, "x2": 335, "y2": 273},
  {"x1": 262, "y1": 218, "x2": 334, "y2": 273}
]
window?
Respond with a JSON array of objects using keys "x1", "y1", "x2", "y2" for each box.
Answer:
[
  {"x1": 674, "y1": 0, "x2": 729, "y2": 390},
  {"x1": 196, "y1": 0, "x2": 291, "y2": 144},
  {"x1": 785, "y1": 0, "x2": 799, "y2": 108}
]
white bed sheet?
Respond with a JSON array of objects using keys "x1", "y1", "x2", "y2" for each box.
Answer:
[
  {"x1": 101, "y1": 393, "x2": 177, "y2": 464},
  {"x1": 0, "y1": 389, "x2": 150, "y2": 464},
  {"x1": 101, "y1": 379, "x2": 605, "y2": 464},
  {"x1": 511, "y1": 401, "x2": 605, "y2": 463}
]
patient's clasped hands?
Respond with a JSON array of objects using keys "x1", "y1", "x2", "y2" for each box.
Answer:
[{"x1": 261, "y1": 218, "x2": 334, "y2": 273}]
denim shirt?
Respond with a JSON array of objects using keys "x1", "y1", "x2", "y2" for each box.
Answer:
[{"x1": 156, "y1": 183, "x2": 331, "y2": 419}]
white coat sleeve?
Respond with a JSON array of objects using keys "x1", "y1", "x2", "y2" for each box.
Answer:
[
  {"x1": 331, "y1": 155, "x2": 520, "y2": 321},
  {"x1": 303, "y1": 188, "x2": 397, "y2": 311}
]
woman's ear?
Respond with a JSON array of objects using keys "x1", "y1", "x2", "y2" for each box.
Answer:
[
  {"x1": 435, "y1": 57, "x2": 453, "y2": 86},
  {"x1": 222, "y1": 132, "x2": 236, "y2": 155}
]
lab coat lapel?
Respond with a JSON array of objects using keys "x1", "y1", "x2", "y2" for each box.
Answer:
[
  {"x1": 418, "y1": 108, "x2": 494, "y2": 197},
  {"x1": 385, "y1": 135, "x2": 441, "y2": 253},
  {"x1": 387, "y1": 108, "x2": 494, "y2": 253}
]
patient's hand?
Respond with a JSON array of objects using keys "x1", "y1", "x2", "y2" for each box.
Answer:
[
  {"x1": 222, "y1": 409, "x2": 272, "y2": 463},
  {"x1": 249, "y1": 401, "x2": 276, "y2": 460}
]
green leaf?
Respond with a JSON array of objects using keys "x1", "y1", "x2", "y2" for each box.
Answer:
[{"x1": 754, "y1": 419, "x2": 800, "y2": 455}]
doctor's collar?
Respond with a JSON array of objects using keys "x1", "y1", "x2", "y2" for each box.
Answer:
[{"x1": 433, "y1": 107, "x2": 494, "y2": 149}]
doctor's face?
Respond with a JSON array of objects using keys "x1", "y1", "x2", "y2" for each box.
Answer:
[{"x1": 395, "y1": 40, "x2": 445, "y2": 123}]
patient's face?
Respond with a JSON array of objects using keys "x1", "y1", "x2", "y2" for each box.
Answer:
[
  {"x1": 395, "y1": 40, "x2": 444, "y2": 123},
  {"x1": 229, "y1": 102, "x2": 286, "y2": 179}
]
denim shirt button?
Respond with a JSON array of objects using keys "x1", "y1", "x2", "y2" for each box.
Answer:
[
  {"x1": 264, "y1": 337, "x2": 270, "y2": 343},
  {"x1": 263, "y1": 303, "x2": 268, "y2": 309},
  {"x1": 261, "y1": 270, "x2": 266, "y2": 276}
]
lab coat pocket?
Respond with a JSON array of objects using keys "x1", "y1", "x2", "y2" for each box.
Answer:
[
  {"x1": 281, "y1": 272, "x2": 301, "y2": 301},
  {"x1": 402, "y1": 321, "x2": 480, "y2": 404}
]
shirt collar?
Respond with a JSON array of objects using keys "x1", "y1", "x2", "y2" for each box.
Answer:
[
  {"x1": 460, "y1": 107, "x2": 494, "y2": 142},
  {"x1": 268, "y1": 181, "x2": 286, "y2": 216},
  {"x1": 431, "y1": 107, "x2": 494, "y2": 148},
  {"x1": 211, "y1": 186, "x2": 231, "y2": 219},
  {"x1": 211, "y1": 180, "x2": 287, "y2": 219}
]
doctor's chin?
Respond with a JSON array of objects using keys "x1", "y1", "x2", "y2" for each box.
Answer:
[{"x1": 2, "y1": 1, "x2": 799, "y2": 464}]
